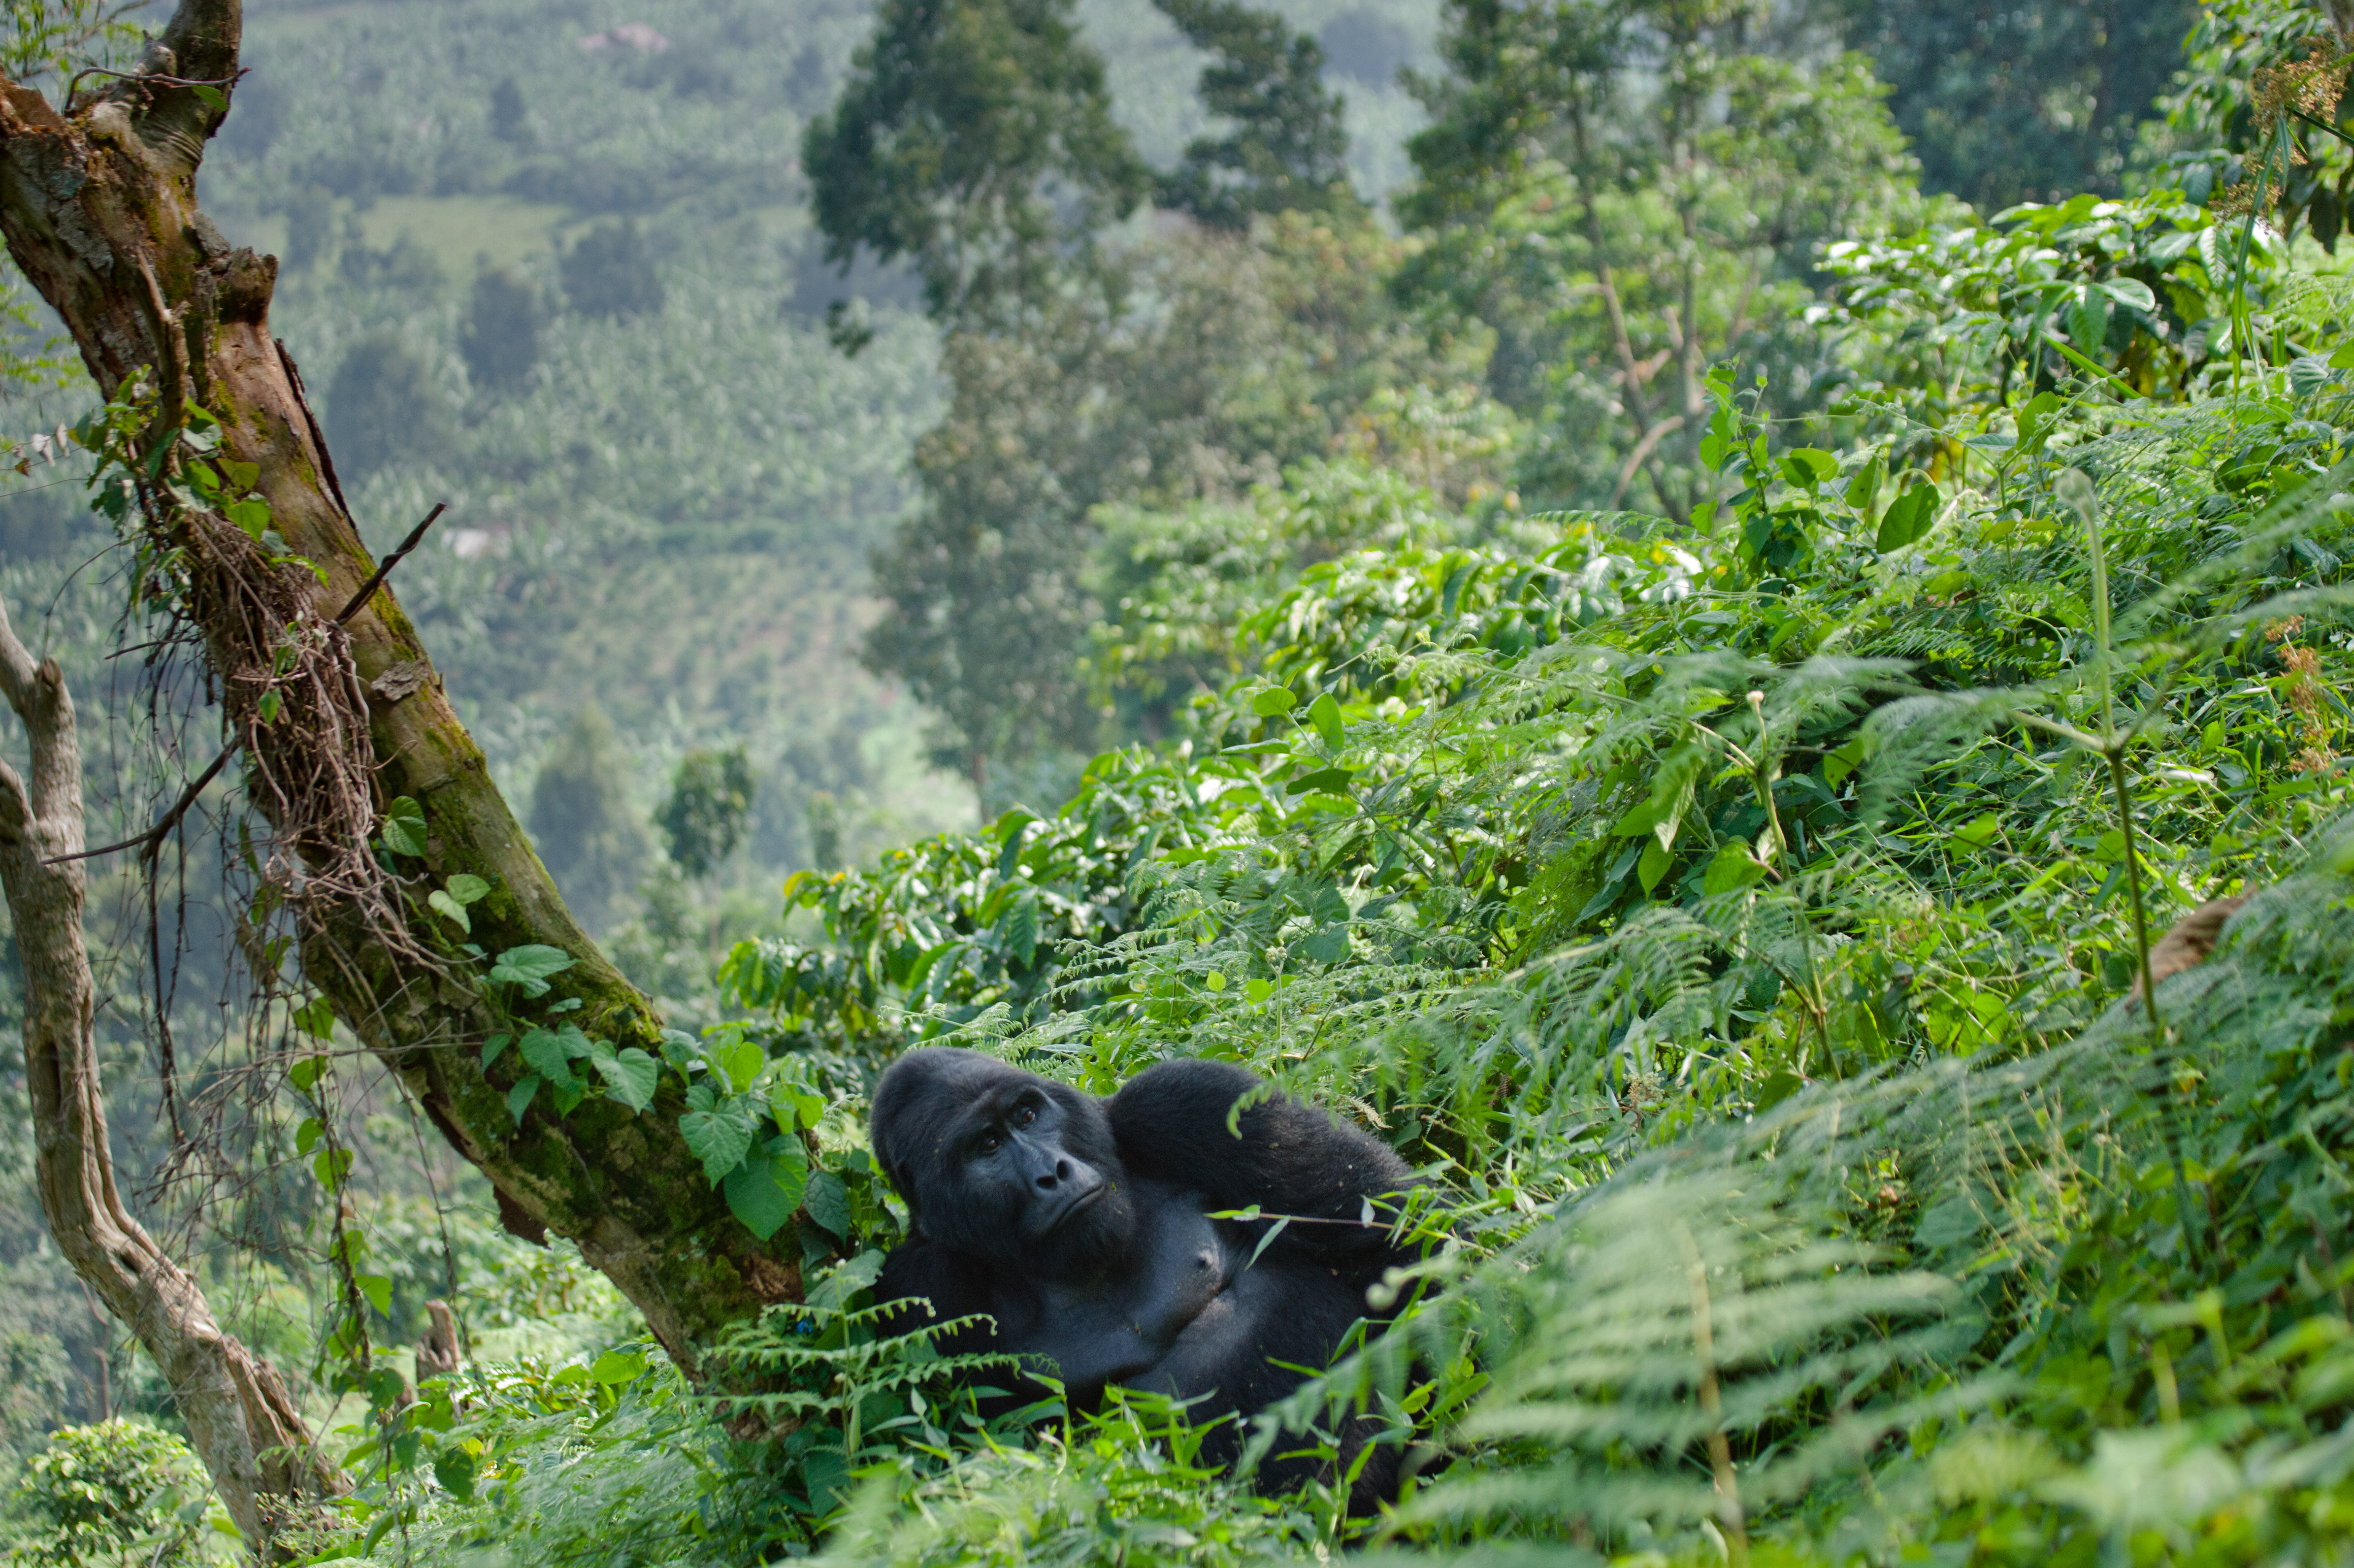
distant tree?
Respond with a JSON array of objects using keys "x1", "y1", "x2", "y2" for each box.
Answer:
[
  {"x1": 279, "y1": 185, "x2": 331, "y2": 274},
  {"x1": 802, "y1": 0, "x2": 1150, "y2": 329},
  {"x1": 1153, "y1": 0, "x2": 1356, "y2": 229},
  {"x1": 1396, "y1": 0, "x2": 1919, "y2": 514},
  {"x1": 1318, "y1": 8, "x2": 1416, "y2": 85},
  {"x1": 6, "y1": 1421, "x2": 216, "y2": 1567},
  {"x1": 489, "y1": 73, "x2": 530, "y2": 144},
  {"x1": 561, "y1": 220, "x2": 665, "y2": 319},
  {"x1": 527, "y1": 704, "x2": 651, "y2": 933},
  {"x1": 1816, "y1": 0, "x2": 2195, "y2": 210},
  {"x1": 326, "y1": 331, "x2": 451, "y2": 480},
  {"x1": 655, "y1": 745, "x2": 755, "y2": 881},
  {"x1": 461, "y1": 265, "x2": 544, "y2": 394}
]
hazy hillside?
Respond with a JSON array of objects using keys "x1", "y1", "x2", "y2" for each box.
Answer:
[{"x1": 173, "y1": 0, "x2": 1440, "y2": 895}]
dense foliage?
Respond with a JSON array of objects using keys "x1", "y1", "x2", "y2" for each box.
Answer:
[{"x1": 33, "y1": 1, "x2": 2354, "y2": 1567}]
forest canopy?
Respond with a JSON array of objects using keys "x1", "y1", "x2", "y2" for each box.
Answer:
[{"x1": 6, "y1": 1, "x2": 2354, "y2": 1567}]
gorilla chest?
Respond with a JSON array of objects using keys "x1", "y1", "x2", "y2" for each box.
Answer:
[{"x1": 1004, "y1": 1192, "x2": 1245, "y2": 1389}]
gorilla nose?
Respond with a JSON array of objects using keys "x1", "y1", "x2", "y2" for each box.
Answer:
[{"x1": 1037, "y1": 1157, "x2": 1073, "y2": 1189}]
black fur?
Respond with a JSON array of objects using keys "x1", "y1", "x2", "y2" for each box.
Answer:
[{"x1": 869, "y1": 1049, "x2": 1421, "y2": 1502}]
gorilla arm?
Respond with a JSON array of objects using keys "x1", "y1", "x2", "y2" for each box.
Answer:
[
  {"x1": 872, "y1": 1238, "x2": 1000, "y2": 1358},
  {"x1": 1104, "y1": 1058, "x2": 1420, "y2": 1269}
]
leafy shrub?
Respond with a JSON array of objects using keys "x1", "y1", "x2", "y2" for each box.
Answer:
[
  {"x1": 560, "y1": 220, "x2": 665, "y2": 320},
  {"x1": 326, "y1": 331, "x2": 452, "y2": 480},
  {"x1": 2, "y1": 1420, "x2": 230, "y2": 1567},
  {"x1": 461, "y1": 266, "x2": 545, "y2": 395}
]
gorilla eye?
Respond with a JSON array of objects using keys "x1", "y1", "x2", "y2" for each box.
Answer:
[
  {"x1": 978, "y1": 1133, "x2": 1002, "y2": 1155},
  {"x1": 1015, "y1": 1105, "x2": 1038, "y2": 1127}
]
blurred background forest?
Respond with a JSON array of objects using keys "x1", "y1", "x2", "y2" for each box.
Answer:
[{"x1": 16, "y1": 0, "x2": 2342, "y2": 1559}]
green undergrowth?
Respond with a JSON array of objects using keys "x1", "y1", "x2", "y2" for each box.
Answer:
[{"x1": 299, "y1": 180, "x2": 2354, "y2": 1568}]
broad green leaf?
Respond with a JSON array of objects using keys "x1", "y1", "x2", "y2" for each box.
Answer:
[
  {"x1": 227, "y1": 498, "x2": 271, "y2": 540},
  {"x1": 1875, "y1": 484, "x2": 1940, "y2": 551},
  {"x1": 507, "y1": 1075, "x2": 541, "y2": 1123},
  {"x1": 771, "y1": 1077, "x2": 826, "y2": 1132},
  {"x1": 1843, "y1": 451, "x2": 1883, "y2": 515},
  {"x1": 1636, "y1": 837, "x2": 1671, "y2": 893},
  {"x1": 802, "y1": 1169, "x2": 850, "y2": 1239},
  {"x1": 353, "y1": 1272, "x2": 393, "y2": 1315},
  {"x1": 590, "y1": 1350, "x2": 647, "y2": 1384},
  {"x1": 1307, "y1": 691, "x2": 1344, "y2": 748},
  {"x1": 290, "y1": 1054, "x2": 326, "y2": 1092},
  {"x1": 445, "y1": 874, "x2": 490, "y2": 906},
  {"x1": 489, "y1": 944, "x2": 574, "y2": 996},
  {"x1": 1955, "y1": 814, "x2": 2001, "y2": 849},
  {"x1": 592, "y1": 1046, "x2": 660, "y2": 1113},
  {"x1": 294, "y1": 1117, "x2": 323, "y2": 1155},
  {"x1": 293, "y1": 995, "x2": 336, "y2": 1039},
  {"x1": 1703, "y1": 845, "x2": 1770, "y2": 896},
  {"x1": 426, "y1": 889, "x2": 470, "y2": 933},
  {"x1": 519, "y1": 1027, "x2": 577, "y2": 1089},
  {"x1": 220, "y1": 458, "x2": 259, "y2": 490},
  {"x1": 380, "y1": 797, "x2": 427, "y2": 858},
  {"x1": 1250, "y1": 686, "x2": 1298, "y2": 717},
  {"x1": 711, "y1": 1035, "x2": 765, "y2": 1096},
  {"x1": 313, "y1": 1146, "x2": 353, "y2": 1191},
  {"x1": 1754, "y1": 1071, "x2": 1804, "y2": 1112},
  {"x1": 481, "y1": 1032, "x2": 513, "y2": 1068},
  {"x1": 433, "y1": 1450, "x2": 477, "y2": 1503},
  {"x1": 681, "y1": 1095, "x2": 759, "y2": 1184},
  {"x1": 1298, "y1": 922, "x2": 1350, "y2": 964},
  {"x1": 2097, "y1": 277, "x2": 2157, "y2": 313},
  {"x1": 1285, "y1": 766, "x2": 1355, "y2": 796},
  {"x1": 724, "y1": 1138, "x2": 810, "y2": 1240},
  {"x1": 1781, "y1": 448, "x2": 1836, "y2": 488}
]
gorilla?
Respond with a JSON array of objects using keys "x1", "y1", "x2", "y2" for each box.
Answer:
[{"x1": 869, "y1": 1048, "x2": 1423, "y2": 1498}]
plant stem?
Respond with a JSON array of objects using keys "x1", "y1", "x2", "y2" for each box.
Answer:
[
  {"x1": 1677, "y1": 1223, "x2": 1750, "y2": 1568},
  {"x1": 2107, "y1": 742, "x2": 2206, "y2": 1268},
  {"x1": 2105, "y1": 748, "x2": 2161, "y2": 1041}
]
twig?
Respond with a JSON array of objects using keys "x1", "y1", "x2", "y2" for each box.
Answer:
[
  {"x1": 64, "y1": 65, "x2": 241, "y2": 104},
  {"x1": 49, "y1": 743, "x2": 229, "y2": 867},
  {"x1": 335, "y1": 502, "x2": 446, "y2": 623},
  {"x1": 47, "y1": 501, "x2": 447, "y2": 866}
]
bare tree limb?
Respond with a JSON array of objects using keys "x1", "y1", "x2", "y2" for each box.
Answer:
[{"x1": 0, "y1": 587, "x2": 342, "y2": 1552}]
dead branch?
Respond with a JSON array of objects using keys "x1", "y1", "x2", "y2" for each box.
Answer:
[{"x1": 0, "y1": 585, "x2": 343, "y2": 1552}]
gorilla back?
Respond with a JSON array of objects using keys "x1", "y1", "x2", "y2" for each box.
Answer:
[{"x1": 869, "y1": 1048, "x2": 1421, "y2": 1496}]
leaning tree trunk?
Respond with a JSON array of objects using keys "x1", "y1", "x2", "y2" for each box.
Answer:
[
  {"x1": 0, "y1": 591, "x2": 341, "y2": 1549},
  {"x1": 0, "y1": 0, "x2": 802, "y2": 1368}
]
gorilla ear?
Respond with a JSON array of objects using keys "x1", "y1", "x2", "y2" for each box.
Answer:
[{"x1": 877, "y1": 1155, "x2": 924, "y2": 1234}]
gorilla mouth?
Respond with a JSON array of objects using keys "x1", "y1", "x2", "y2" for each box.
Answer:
[{"x1": 1037, "y1": 1183, "x2": 1105, "y2": 1235}]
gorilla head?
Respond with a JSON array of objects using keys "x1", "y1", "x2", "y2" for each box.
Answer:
[{"x1": 871, "y1": 1048, "x2": 1138, "y2": 1275}]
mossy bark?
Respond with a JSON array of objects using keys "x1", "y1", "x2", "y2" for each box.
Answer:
[{"x1": 0, "y1": 0, "x2": 800, "y2": 1366}]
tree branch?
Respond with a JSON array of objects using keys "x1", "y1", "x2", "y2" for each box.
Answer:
[{"x1": 0, "y1": 584, "x2": 342, "y2": 1551}]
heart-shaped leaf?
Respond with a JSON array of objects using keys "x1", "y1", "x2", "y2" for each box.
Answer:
[
  {"x1": 489, "y1": 944, "x2": 574, "y2": 996},
  {"x1": 724, "y1": 1138, "x2": 810, "y2": 1240},
  {"x1": 380, "y1": 797, "x2": 427, "y2": 858},
  {"x1": 591, "y1": 1044, "x2": 659, "y2": 1112},
  {"x1": 681, "y1": 1095, "x2": 758, "y2": 1184}
]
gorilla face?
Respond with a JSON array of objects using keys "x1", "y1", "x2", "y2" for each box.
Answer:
[{"x1": 872, "y1": 1049, "x2": 1137, "y2": 1275}]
